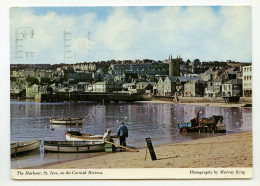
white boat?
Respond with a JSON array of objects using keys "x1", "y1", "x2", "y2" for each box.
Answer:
[
  {"x1": 65, "y1": 131, "x2": 104, "y2": 143},
  {"x1": 44, "y1": 141, "x2": 105, "y2": 152},
  {"x1": 50, "y1": 118, "x2": 83, "y2": 125},
  {"x1": 11, "y1": 139, "x2": 41, "y2": 155}
]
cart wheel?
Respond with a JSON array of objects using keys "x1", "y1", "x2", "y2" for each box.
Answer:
[{"x1": 181, "y1": 127, "x2": 187, "y2": 133}]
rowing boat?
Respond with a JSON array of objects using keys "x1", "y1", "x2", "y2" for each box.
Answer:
[
  {"x1": 65, "y1": 131, "x2": 104, "y2": 143},
  {"x1": 11, "y1": 139, "x2": 41, "y2": 155},
  {"x1": 50, "y1": 118, "x2": 83, "y2": 125},
  {"x1": 44, "y1": 141, "x2": 105, "y2": 152}
]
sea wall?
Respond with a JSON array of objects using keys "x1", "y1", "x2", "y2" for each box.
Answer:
[
  {"x1": 35, "y1": 93, "x2": 252, "y2": 104},
  {"x1": 35, "y1": 93, "x2": 152, "y2": 102}
]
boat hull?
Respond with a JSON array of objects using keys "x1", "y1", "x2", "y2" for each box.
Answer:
[
  {"x1": 65, "y1": 131, "x2": 104, "y2": 143},
  {"x1": 44, "y1": 141, "x2": 105, "y2": 152},
  {"x1": 50, "y1": 118, "x2": 83, "y2": 125},
  {"x1": 11, "y1": 139, "x2": 41, "y2": 155}
]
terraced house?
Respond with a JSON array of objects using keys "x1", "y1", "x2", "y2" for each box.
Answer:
[{"x1": 242, "y1": 65, "x2": 252, "y2": 97}]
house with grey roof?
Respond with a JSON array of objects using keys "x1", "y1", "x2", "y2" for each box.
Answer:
[
  {"x1": 204, "y1": 79, "x2": 223, "y2": 97},
  {"x1": 93, "y1": 81, "x2": 122, "y2": 93},
  {"x1": 184, "y1": 80, "x2": 205, "y2": 97},
  {"x1": 122, "y1": 83, "x2": 135, "y2": 91},
  {"x1": 135, "y1": 82, "x2": 154, "y2": 95},
  {"x1": 175, "y1": 77, "x2": 203, "y2": 96},
  {"x1": 156, "y1": 77, "x2": 165, "y2": 96},
  {"x1": 222, "y1": 79, "x2": 242, "y2": 97},
  {"x1": 200, "y1": 70, "x2": 213, "y2": 82},
  {"x1": 163, "y1": 76, "x2": 177, "y2": 96}
]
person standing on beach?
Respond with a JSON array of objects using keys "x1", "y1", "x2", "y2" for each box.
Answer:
[
  {"x1": 116, "y1": 122, "x2": 128, "y2": 151},
  {"x1": 194, "y1": 111, "x2": 200, "y2": 126}
]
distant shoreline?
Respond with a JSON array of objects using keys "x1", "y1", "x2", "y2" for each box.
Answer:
[
  {"x1": 10, "y1": 98, "x2": 252, "y2": 108},
  {"x1": 136, "y1": 100, "x2": 252, "y2": 108}
]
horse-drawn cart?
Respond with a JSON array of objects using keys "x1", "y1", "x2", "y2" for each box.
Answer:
[{"x1": 178, "y1": 115, "x2": 226, "y2": 133}]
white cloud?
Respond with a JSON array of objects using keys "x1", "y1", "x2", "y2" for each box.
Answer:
[{"x1": 10, "y1": 6, "x2": 252, "y2": 64}]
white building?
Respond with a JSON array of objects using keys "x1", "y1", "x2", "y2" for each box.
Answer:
[
  {"x1": 92, "y1": 82, "x2": 121, "y2": 93},
  {"x1": 10, "y1": 81, "x2": 24, "y2": 94},
  {"x1": 93, "y1": 82, "x2": 106, "y2": 92},
  {"x1": 242, "y1": 65, "x2": 252, "y2": 97}
]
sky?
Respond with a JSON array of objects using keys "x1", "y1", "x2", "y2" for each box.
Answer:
[{"x1": 10, "y1": 6, "x2": 252, "y2": 64}]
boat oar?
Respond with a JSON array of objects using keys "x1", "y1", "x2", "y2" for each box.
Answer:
[{"x1": 104, "y1": 140, "x2": 139, "y2": 152}]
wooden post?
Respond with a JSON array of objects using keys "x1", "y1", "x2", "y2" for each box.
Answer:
[{"x1": 145, "y1": 137, "x2": 157, "y2": 161}]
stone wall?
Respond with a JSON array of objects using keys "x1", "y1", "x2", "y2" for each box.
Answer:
[{"x1": 35, "y1": 93, "x2": 151, "y2": 102}]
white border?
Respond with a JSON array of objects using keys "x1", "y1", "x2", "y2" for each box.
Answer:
[
  {"x1": 10, "y1": 168, "x2": 253, "y2": 179},
  {"x1": 1, "y1": 0, "x2": 260, "y2": 186}
]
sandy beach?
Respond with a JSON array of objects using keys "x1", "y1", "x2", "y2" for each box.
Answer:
[{"x1": 35, "y1": 131, "x2": 252, "y2": 169}]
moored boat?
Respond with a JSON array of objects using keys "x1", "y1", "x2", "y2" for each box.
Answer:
[
  {"x1": 11, "y1": 139, "x2": 41, "y2": 155},
  {"x1": 65, "y1": 130, "x2": 119, "y2": 143},
  {"x1": 50, "y1": 118, "x2": 83, "y2": 125},
  {"x1": 44, "y1": 141, "x2": 105, "y2": 152},
  {"x1": 65, "y1": 131, "x2": 104, "y2": 142}
]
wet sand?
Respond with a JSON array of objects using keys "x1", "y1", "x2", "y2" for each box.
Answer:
[{"x1": 36, "y1": 131, "x2": 252, "y2": 169}]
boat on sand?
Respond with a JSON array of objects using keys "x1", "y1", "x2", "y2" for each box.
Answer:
[
  {"x1": 11, "y1": 139, "x2": 41, "y2": 155},
  {"x1": 65, "y1": 130, "x2": 118, "y2": 143},
  {"x1": 66, "y1": 130, "x2": 103, "y2": 141},
  {"x1": 44, "y1": 141, "x2": 105, "y2": 152}
]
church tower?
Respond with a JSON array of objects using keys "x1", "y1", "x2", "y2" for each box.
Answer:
[
  {"x1": 168, "y1": 54, "x2": 181, "y2": 76},
  {"x1": 169, "y1": 55, "x2": 173, "y2": 76}
]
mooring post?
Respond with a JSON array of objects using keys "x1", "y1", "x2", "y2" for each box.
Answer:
[{"x1": 145, "y1": 137, "x2": 157, "y2": 161}]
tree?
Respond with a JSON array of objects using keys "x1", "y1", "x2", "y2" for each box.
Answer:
[
  {"x1": 40, "y1": 77, "x2": 51, "y2": 84},
  {"x1": 103, "y1": 64, "x2": 110, "y2": 74},
  {"x1": 193, "y1": 59, "x2": 201, "y2": 66},
  {"x1": 149, "y1": 75, "x2": 157, "y2": 82},
  {"x1": 186, "y1": 59, "x2": 191, "y2": 68},
  {"x1": 25, "y1": 76, "x2": 39, "y2": 86}
]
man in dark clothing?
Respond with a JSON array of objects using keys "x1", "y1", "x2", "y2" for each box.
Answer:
[
  {"x1": 116, "y1": 122, "x2": 128, "y2": 151},
  {"x1": 195, "y1": 111, "x2": 200, "y2": 125}
]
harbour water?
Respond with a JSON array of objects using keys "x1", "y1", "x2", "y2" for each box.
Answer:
[{"x1": 10, "y1": 100, "x2": 252, "y2": 168}]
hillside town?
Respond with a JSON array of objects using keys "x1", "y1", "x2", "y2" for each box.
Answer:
[{"x1": 10, "y1": 55, "x2": 252, "y2": 102}]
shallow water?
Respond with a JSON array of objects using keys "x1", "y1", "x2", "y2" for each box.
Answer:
[{"x1": 10, "y1": 100, "x2": 252, "y2": 168}]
